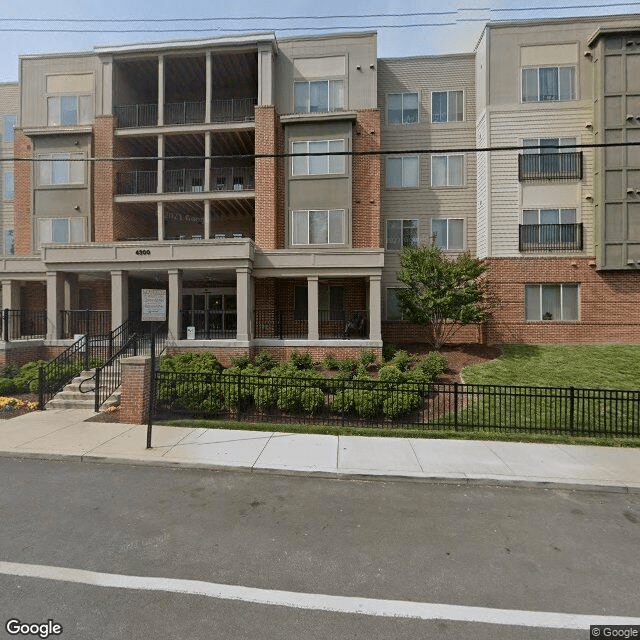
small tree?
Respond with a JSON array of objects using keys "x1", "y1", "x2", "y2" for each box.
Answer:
[{"x1": 395, "y1": 244, "x2": 489, "y2": 349}]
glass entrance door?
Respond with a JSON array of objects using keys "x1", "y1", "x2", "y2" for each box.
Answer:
[{"x1": 182, "y1": 290, "x2": 237, "y2": 338}]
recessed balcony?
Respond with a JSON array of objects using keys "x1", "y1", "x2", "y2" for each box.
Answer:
[
  {"x1": 519, "y1": 223, "x2": 583, "y2": 252},
  {"x1": 518, "y1": 152, "x2": 583, "y2": 181}
]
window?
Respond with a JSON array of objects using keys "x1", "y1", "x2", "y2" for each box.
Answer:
[
  {"x1": 4, "y1": 172, "x2": 14, "y2": 201},
  {"x1": 387, "y1": 93, "x2": 419, "y2": 124},
  {"x1": 292, "y1": 139, "x2": 345, "y2": 175},
  {"x1": 522, "y1": 208, "x2": 576, "y2": 226},
  {"x1": 37, "y1": 217, "x2": 86, "y2": 247},
  {"x1": 525, "y1": 284, "x2": 578, "y2": 321},
  {"x1": 37, "y1": 153, "x2": 85, "y2": 186},
  {"x1": 522, "y1": 67, "x2": 575, "y2": 102},
  {"x1": 47, "y1": 95, "x2": 93, "y2": 126},
  {"x1": 386, "y1": 288, "x2": 405, "y2": 321},
  {"x1": 523, "y1": 138, "x2": 576, "y2": 153},
  {"x1": 295, "y1": 284, "x2": 345, "y2": 321},
  {"x1": 386, "y1": 219, "x2": 418, "y2": 250},
  {"x1": 3, "y1": 115, "x2": 16, "y2": 143},
  {"x1": 291, "y1": 210, "x2": 345, "y2": 245},
  {"x1": 4, "y1": 229, "x2": 13, "y2": 256},
  {"x1": 431, "y1": 219, "x2": 464, "y2": 251},
  {"x1": 293, "y1": 81, "x2": 344, "y2": 113},
  {"x1": 521, "y1": 208, "x2": 579, "y2": 249},
  {"x1": 386, "y1": 156, "x2": 419, "y2": 188},
  {"x1": 431, "y1": 91, "x2": 463, "y2": 122},
  {"x1": 431, "y1": 155, "x2": 464, "y2": 186}
]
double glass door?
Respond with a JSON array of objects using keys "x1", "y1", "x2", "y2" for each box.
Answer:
[{"x1": 182, "y1": 290, "x2": 237, "y2": 339}]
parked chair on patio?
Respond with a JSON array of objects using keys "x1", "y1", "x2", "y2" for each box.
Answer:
[{"x1": 343, "y1": 311, "x2": 366, "y2": 339}]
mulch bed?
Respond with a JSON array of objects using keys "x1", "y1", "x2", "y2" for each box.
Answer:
[{"x1": 0, "y1": 394, "x2": 39, "y2": 420}]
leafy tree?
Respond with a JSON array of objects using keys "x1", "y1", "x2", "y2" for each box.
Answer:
[{"x1": 395, "y1": 244, "x2": 489, "y2": 349}]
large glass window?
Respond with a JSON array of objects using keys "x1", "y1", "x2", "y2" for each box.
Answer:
[
  {"x1": 291, "y1": 139, "x2": 345, "y2": 175},
  {"x1": 293, "y1": 80, "x2": 344, "y2": 113},
  {"x1": 431, "y1": 155, "x2": 464, "y2": 186},
  {"x1": 431, "y1": 91, "x2": 463, "y2": 122},
  {"x1": 4, "y1": 171, "x2": 14, "y2": 201},
  {"x1": 386, "y1": 288, "x2": 405, "y2": 321},
  {"x1": 291, "y1": 210, "x2": 345, "y2": 245},
  {"x1": 3, "y1": 115, "x2": 16, "y2": 143},
  {"x1": 431, "y1": 218, "x2": 464, "y2": 251},
  {"x1": 387, "y1": 92, "x2": 419, "y2": 124},
  {"x1": 295, "y1": 284, "x2": 345, "y2": 321},
  {"x1": 386, "y1": 219, "x2": 418, "y2": 250},
  {"x1": 522, "y1": 67, "x2": 575, "y2": 102},
  {"x1": 38, "y1": 153, "x2": 85, "y2": 186},
  {"x1": 37, "y1": 217, "x2": 86, "y2": 247},
  {"x1": 386, "y1": 156, "x2": 419, "y2": 188},
  {"x1": 47, "y1": 95, "x2": 93, "y2": 126},
  {"x1": 525, "y1": 284, "x2": 579, "y2": 321}
]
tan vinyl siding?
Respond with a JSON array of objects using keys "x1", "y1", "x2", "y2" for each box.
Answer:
[
  {"x1": 378, "y1": 55, "x2": 477, "y2": 292},
  {"x1": 476, "y1": 112, "x2": 489, "y2": 258}
]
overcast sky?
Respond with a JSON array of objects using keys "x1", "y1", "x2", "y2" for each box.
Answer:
[{"x1": 0, "y1": 0, "x2": 636, "y2": 81}]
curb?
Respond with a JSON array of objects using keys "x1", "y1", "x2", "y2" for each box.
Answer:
[{"x1": 1, "y1": 449, "x2": 638, "y2": 494}]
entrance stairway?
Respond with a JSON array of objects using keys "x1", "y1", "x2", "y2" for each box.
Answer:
[{"x1": 45, "y1": 368, "x2": 120, "y2": 411}]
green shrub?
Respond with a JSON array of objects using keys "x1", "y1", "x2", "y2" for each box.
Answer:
[
  {"x1": 254, "y1": 351, "x2": 276, "y2": 371},
  {"x1": 14, "y1": 360, "x2": 48, "y2": 393},
  {"x1": 230, "y1": 354, "x2": 252, "y2": 369},
  {"x1": 353, "y1": 389, "x2": 383, "y2": 419},
  {"x1": 254, "y1": 384, "x2": 277, "y2": 411},
  {"x1": 337, "y1": 358, "x2": 359, "y2": 375},
  {"x1": 289, "y1": 351, "x2": 314, "y2": 370},
  {"x1": 0, "y1": 377, "x2": 16, "y2": 395},
  {"x1": 276, "y1": 385, "x2": 303, "y2": 412},
  {"x1": 330, "y1": 388, "x2": 355, "y2": 414},
  {"x1": 220, "y1": 369, "x2": 253, "y2": 408},
  {"x1": 416, "y1": 352, "x2": 448, "y2": 379},
  {"x1": 382, "y1": 387, "x2": 422, "y2": 419},
  {"x1": 0, "y1": 364, "x2": 19, "y2": 378},
  {"x1": 387, "y1": 350, "x2": 417, "y2": 372},
  {"x1": 159, "y1": 352, "x2": 222, "y2": 374},
  {"x1": 322, "y1": 353, "x2": 339, "y2": 370},
  {"x1": 377, "y1": 364, "x2": 404, "y2": 383},
  {"x1": 404, "y1": 367, "x2": 431, "y2": 392},
  {"x1": 300, "y1": 387, "x2": 325, "y2": 413},
  {"x1": 359, "y1": 349, "x2": 378, "y2": 368},
  {"x1": 383, "y1": 344, "x2": 398, "y2": 361}
]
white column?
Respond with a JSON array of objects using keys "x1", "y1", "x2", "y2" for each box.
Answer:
[
  {"x1": 1, "y1": 280, "x2": 20, "y2": 310},
  {"x1": 157, "y1": 54, "x2": 164, "y2": 126},
  {"x1": 168, "y1": 269, "x2": 182, "y2": 340},
  {"x1": 368, "y1": 275, "x2": 382, "y2": 342},
  {"x1": 205, "y1": 51, "x2": 212, "y2": 123},
  {"x1": 46, "y1": 271, "x2": 65, "y2": 340},
  {"x1": 64, "y1": 274, "x2": 79, "y2": 312},
  {"x1": 111, "y1": 270, "x2": 129, "y2": 330},
  {"x1": 236, "y1": 267, "x2": 251, "y2": 342},
  {"x1": 157, "y1": 202, "x2": 164, "y2": 241},
  {"x1": 307, "y1": 275, "x2": 319, "y2": 341}
]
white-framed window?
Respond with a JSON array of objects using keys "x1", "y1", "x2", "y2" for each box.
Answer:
[
  {"x1": 291, "y1": 139, "x2": 346, "y2": 176},
  {"x1": 386, "y1": 156, "x2": 419, "y2": 188},
  {"x1": 521, "y1": 208, "x2": 578, "y2": 248},
  {"x1": 523, "y1": 137, "x2": 576, "y2": 153},
  {"x1": 3, "y1": 115, "x2": 16, "y2": 143},
  {"x1": 525, "y1": 284, "x2": 579, "y2": 321},
  {"x1": 386, "y1": 288, "x2": 406, "y2": 321},
  {"x1": 521, "y1": 67, "x2": 575, "y2": 102},
  {"x1": 37, "y1": 152, "x2": 85, "y2": 186},
  {"x1": 431, "y1": 91, "x2": 463, "y2": 123},
  {"x1": 386, "y1": 219, "x2": 418, "y2": 250},
  {"x1": 431, "y1": 218, "x2": 464, "y2": 251},
  {"x1": 291, "y1": 209, "x2": 345, "y2": 245},
  {"x1": 47, "y1": 95, "x2": 93, "y2": 126},
  {"x1": 387, "y1": 92, "x2": 419, "y2": 124},
  {"x1": 4, "y1": 171, "x2": 14, "y2": 201},
  {"x1": 4, "y1": 229, "x2": 13, "y2": 256},
  {"x1": 522, "y1": 208, "x2": 577, "y2": 226},
  {"x1": 431, "y1": 155, "x2": 464, "y2": 187},
  {"x1": 293, "y1": 80, "x2": 344, "y2": 113},
  {"x1": 37, "y1": 217, "x2": 86, "y2": 247}
]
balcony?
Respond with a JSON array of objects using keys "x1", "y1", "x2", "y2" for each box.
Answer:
[
  {"x1": 519, "y1": 224, "x2": 583, "y2": 252},
  {"x1": 254, "y1": 309, "x2": 368, "y2": 340},
  {"x1": 114, "y1": 98, "x2": 257, "y2": 129},
  {"x1": 518, "y1": 152, "x2": 583, "y2": 181}
]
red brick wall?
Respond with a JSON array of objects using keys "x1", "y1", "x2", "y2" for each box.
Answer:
[
  {"x1": 120, "y1": 357, "x2": 151, "y2": 424},
  {"x1": 80, "y1": 280, "x2": 111, "y2": 310},
  {"x1": 13, "y1": 129, "x2": 32, "y2": 255},
  {"x1": 93, "y1": 115, "x2": 116, "y2": 242},
  {"x1": 254, "y1": 106, "x2": 284, "y2": 249},
  {"x1": 485, "y1": 257, "x2": 640, "y2": 344},
  {"x1": 352, "y1": 110, "x2": 381, "y2": 249},
  {"x1": 382, "y1": 321, "x2": 484, "y2": 345},
  {"x1": 0, "y1": 344, "x2": 65, "y2": 367},
  {"x1": 21, "y1": 282, "x2": 46, "y2": 312}
]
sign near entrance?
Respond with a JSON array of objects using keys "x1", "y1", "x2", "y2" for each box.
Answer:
[{"x1": 141, "y1": 289, "x2": 167, "y2": 322}]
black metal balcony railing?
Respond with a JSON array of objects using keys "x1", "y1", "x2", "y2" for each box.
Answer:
[
  {"x1": 1, "y1": 310, "x2": 47, "y2": 341},
  {"x1": 180, "y1": 310, "x2": 237, "y2": 339},
  {"x1": 519, "y1": 223, "x2": 584, "y2": 252},
  {"x1": 518, "y1": 152, "x2": 583, "y2": 181},
  {"x1": 255, "y1": 309, "x2": 308, "y2": 340},
  {"x1": 210, "y1": 167, "x2": 255, "y2": 192},
  {"x1": 164, "y1": 169, "x2": 205, "y2": 193},
  {"x1": 60, "y1": 310, "x2": 112, "y2": 339},
  {"x1": 117, "y1": 171, "x2": 158, "y2": 195},
  {"x1": 115, "y1": 98, "x2": 257, "y2": 128}
]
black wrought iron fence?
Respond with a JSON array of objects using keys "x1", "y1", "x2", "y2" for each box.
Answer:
[
  {"x1": 519, "y1": 223, "x2": 583, "y2": 252},
  {"x1": 2, "y1": 309, "x2": 47, "y2": 340},
  {"x1": 151, "y1": 373, "x2": 640, "y2": 438},
  {"x1": 518, "y1": 152, "x2": 583, "y2": 181},
  {"x1": 60, "y1": 310, "x2": 111, "y2": 339},
  {"x1": 116, "y1": 171, "x2": 158, "y2": 195},
  {"x1": 254, "y1": 309, "x2": 308, "y2": 339},
  {"x1": 114, "y1": 104, "x2": 158, "y2": 128},
  {"x1": 164, "y1": 101, "x2": 206, "y2": 125}
]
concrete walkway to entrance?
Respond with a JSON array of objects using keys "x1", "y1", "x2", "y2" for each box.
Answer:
[{"x1": 1, "y1": 409, "x2": 639, "y2": 492}]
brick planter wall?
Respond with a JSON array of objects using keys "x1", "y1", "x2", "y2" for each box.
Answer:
[
  {"x1": 0, "y1": 343, "x2": 66, "y2": 367},
  {"x1": 120, "y1": 356, "x2": 151, "y2": 424}
]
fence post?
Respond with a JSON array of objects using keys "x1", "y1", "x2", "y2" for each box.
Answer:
[
  {"x1": 569, "y1": 386, "x2": 575, "y2": 433},
  {"x1": 94, "y1": 368, "x2": 101, "y2": 413},
  {"x1": 454, "y1": 382, "x2": 459, "y2": 430},
  {"x1": 146, "y1": 332, "x2": 156, "y2": 449},
  {"x1": 2, "y1": 309, "x2": 8, "y2": 342},
  {"x1": 84, "y1": 335, "x2": 90, "y2": 371},
  {"x1": 341, "y1": 377, "x2": 345, "y2": 428},
  {"x1": 38, "y1": 366, "x2": 45, "y2": 410},
  {"x1": 236, "y1": 373, "x2": 241, "y2": 421}
]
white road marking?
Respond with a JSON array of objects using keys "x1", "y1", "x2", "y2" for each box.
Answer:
[{"x1": 1, "y1": 560, "x2": 639, "y2": 630}]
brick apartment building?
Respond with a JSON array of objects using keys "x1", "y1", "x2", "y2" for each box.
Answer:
[{"x1": 0, "y1": 14, "x2": 639, "y2": 365}]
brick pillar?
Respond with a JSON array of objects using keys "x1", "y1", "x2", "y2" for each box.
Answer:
[
  {"x1": 120, "y1": 356, "x2": 151, "y2": 424},
  {"x1": 94, "y1": 115, "x2": 116, "y2": 242},
  {"x1": 352, "y1": 110, "x2": 381, "y2": 248},
  {"x1": 14, "y1": 129, "x2": 32, "y2": 255},
  {"x1": 254, "y1": 106, "x2": 284, "y2": 249}
]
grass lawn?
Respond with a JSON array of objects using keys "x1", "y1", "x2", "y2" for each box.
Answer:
[{"x1": 462, "y1": 344, "x2": 640, "y2": 390}]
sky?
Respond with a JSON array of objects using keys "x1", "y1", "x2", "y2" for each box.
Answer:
[{"x1": 0, "y1": 0, "x2": 637, "y2": 81}]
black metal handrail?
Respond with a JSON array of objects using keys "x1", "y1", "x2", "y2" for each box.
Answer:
[
  {"x1": 519, "y1": 223, "x2": 583, "y2": 252},
  {"x1": 164, "y1": 101, "x2": 206, "y2": 125},
  {"x1": 518, "y1": 152, "x2": 583, "y2": 181},
  {"x1": 114, "y1": 104, "x2": 158, "y2": 128}
]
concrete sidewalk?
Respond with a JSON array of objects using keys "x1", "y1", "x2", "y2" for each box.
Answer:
[{"x1": 0, "y1": 409, "x2": 639, "y2": 492}]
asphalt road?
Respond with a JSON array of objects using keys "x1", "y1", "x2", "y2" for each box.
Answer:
[{"x1": 0, "y1": 458, "x2": 639, "y2": 639}]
